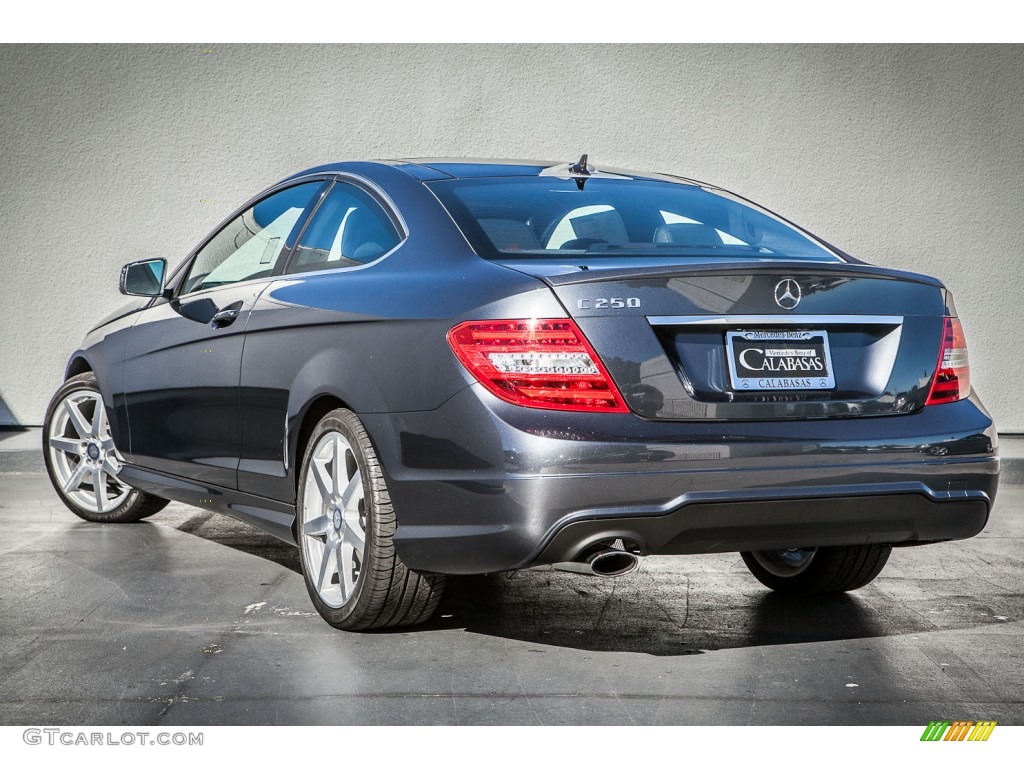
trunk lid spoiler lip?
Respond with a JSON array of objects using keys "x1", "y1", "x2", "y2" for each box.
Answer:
[{"x1": 494, "y1": 259, "x2": 944, "y2": 289}]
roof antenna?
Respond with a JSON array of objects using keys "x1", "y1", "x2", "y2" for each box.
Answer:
[
  {"x1": 568, "y1": 153, "x2": 591, "y2": 189},
  {"x1": 569, "y1": 153, "x2": 590, "y2": 175}
]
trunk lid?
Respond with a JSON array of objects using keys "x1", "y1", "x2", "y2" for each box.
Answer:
[{"x1": 498, "y1": 259, "x2": 948, "y2": 420}]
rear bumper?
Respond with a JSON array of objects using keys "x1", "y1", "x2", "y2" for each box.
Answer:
[
  {"x1": 361, "y1": 387, "x2": 999, "y2": 574},
  {"x1": 536, "y1": 488, "x2": 990, "y2": 564}
]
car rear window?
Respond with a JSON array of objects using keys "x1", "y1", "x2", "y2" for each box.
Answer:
[{"x1": 427, "y1": 176, "x2": 841, "y2": 262}]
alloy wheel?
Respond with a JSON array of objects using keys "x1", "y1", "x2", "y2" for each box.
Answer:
[
  {"x1": 300, "y1": 430, "x2": 368, "y2": 608},
  {"x1": 46, "y1": 390, "x2": 130, "y2": 514}
]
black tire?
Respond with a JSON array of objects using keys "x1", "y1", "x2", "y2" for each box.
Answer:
[
  {"x1": 741, "y1": 544, "x2": 891, "y2": 595},
  {"x1": 296, "y1": 408, "x2": 445, "y2": 631},
  {"x1": 43, "y1": 372, "x2": 169, "y2": 523}
]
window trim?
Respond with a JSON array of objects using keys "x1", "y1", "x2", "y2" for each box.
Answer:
[{"x1": 280, "y1": 173, "x2": 409, "y2": 277}]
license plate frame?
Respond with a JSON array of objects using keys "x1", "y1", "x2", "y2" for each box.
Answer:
[{"x1": 725, "y1": 329, "x2": 836, "y2": 392}]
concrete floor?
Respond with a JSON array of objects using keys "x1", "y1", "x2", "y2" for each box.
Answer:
[{"x1": 0, "y1": 472, "x2": 1021, "y2": 726}]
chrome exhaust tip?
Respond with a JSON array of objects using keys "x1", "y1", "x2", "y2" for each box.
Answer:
[
  {"x1": 589, "y1": 549, "x2": 640, "y2": 577},
  {"x1": 551, "y1": 547, "x2": 640, "y2": 578}
]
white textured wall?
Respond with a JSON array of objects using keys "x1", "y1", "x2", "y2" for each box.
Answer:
[{"x1": 1, "y1": 44, "x2": 1021, "y2": 429}]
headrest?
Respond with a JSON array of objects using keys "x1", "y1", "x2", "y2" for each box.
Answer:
[
  {"x1": 653, "y1": 223, "x2": 723, "y2": 247},
  {"x1": 478, "y1": 218, "x2": 540, "y2": 251}
]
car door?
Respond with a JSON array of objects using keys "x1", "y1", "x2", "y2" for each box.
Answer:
[{"x1": 122, "y1": 180, "x2": 328, "y2": 488}]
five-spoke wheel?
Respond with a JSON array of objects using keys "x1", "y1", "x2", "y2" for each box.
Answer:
[
  {"x1": 300, "y1": 430, "x2": 368, "y2": 608},
  {"x1": 43, "y1": 372, "x2": 168, "y2": 523},
  {"x1": 296, "y1": 408, "x2": 445, "y2": 629},
  {"x1": 47, "y1": 388, "x2": 130, "y2": 514}
]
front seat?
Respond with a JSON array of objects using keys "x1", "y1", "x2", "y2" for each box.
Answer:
[{"x1": 341, "y1": 207, "x2": 397, "y2": 263}]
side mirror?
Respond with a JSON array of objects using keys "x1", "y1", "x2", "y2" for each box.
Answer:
[{"x1": 120, "y1": 258, "x2": 167, "y2": 297}]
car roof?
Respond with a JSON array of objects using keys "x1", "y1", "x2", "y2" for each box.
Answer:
[{"x1": 286, "y1": 158, "x2": 703, "y2": 185}]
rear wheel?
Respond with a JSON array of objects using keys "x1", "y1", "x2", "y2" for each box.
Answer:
[
  {"x1": 43, "y1": 372, "x2": 168, "y2": 523},
  {"x1": 296, "y1": 408, "x2": 445, "y2": 630},
  {"x1": 741, "y1": 544, "x2": 891, "y2": 595}
]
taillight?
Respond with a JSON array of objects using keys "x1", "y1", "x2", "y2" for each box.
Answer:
[
  {"x1": 926, "y1": 317, "x2": 971, "y2": 405},
  {"x1": 447, "y1": 319, "x2": 628, "y2": 412}
]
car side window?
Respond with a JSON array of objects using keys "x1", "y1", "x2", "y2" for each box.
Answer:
[
  {"x1": 286, "y1": 182, "x2": 401, "y2": 274},
  {"x1": 181, "y1": 182, "x2": 324, "y2": 294}
]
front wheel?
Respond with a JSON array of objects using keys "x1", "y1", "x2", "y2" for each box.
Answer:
[
  {"x1": 741, "y1": 544, "x2": 891, "y2": 595},
  {"x1": 43, "y1": 372, "x2": 168, "y2": 523},
  {"x1": 296, "y1": 408, "x2": 445, "y2": 630}
]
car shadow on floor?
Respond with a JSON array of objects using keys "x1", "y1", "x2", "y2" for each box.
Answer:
[
  {"x1": 158, "y1": 508, "x2": 303, "y2": 574},
  {"x1": 160, "y1": 509, "x2": 930, "y2": 657},
  {"x1": 421, "y1": 572, "x2": 906, "y2": 656}
]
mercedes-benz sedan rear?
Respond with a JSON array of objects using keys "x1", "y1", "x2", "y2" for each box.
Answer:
[{"x1": 44, "y1": 157, "x2": 999, "y2": 630}]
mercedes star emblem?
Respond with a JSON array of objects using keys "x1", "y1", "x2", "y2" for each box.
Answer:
[{"x1": 774, "y1": 278, "x2": 802, "y2": 310}]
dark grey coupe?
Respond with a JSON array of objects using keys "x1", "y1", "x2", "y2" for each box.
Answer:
[{"x1": 43, "y1": 157, "x2": 999, "y2": 630}]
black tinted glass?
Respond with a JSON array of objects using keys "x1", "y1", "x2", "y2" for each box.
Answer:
[
  {"x1": 287, "y1": 184, "x2": 401, "y2": 274},
  {"x1": 428, "y1": 177, "x2": 839, "y2": 262},
  {"x1": 182, "y1": 181, "x2": 323, "y2": 294}
]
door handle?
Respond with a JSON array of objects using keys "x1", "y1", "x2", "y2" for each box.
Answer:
[{"x1": 211, "y1": 308, "x2": 241, "y2": 328}]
